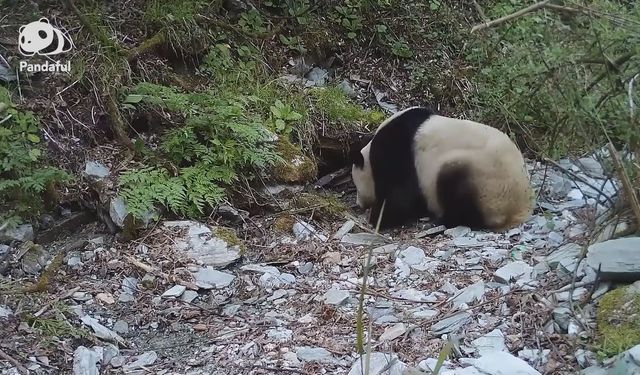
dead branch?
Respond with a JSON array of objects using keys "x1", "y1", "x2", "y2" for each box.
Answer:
[
  {"x1": 471, "y1": 0, "x2": 550, "y2": 33},
  {"x1": 607, "y1": 143, "x2": 640, "y2": 228}
]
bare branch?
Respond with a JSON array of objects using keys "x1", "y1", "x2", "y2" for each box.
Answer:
[
  {"x1": 471, "y1": 0, "x2": 550, "y2": 33},
  {"x1": 607, "y1": 143, "x2": 640, "y2": 229}
]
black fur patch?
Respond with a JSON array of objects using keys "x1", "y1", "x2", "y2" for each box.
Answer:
[
  {"x1": 436, "y1": 162, "x2": 486, "y2": 229},
  {"x1": 368, "y1": 107, "x2": 433, "y2": 229}
]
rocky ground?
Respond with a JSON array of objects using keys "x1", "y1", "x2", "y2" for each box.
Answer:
[{"x1": 2, "y1": 142, "x2": 640, "y2": 375}]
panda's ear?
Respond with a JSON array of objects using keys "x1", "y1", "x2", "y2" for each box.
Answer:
[
  {"x1": 19, "y1": 25, "x2": 25, "y2": 33},
  {"x1": 39, "y1": 17, "x2": 50, "y2": 24}
]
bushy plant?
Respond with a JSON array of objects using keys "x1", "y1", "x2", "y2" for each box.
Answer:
[
  {"x1": 120, "y1": 82, "x2": 282, "y2": 218},
  {"x1": 467, "y1": 0, "x2": 640, "y2": 157},
  {"x1": 0, "y1": 87, "x2": 69, "y2": 228}
]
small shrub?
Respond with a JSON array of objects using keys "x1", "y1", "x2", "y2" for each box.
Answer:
[
  {"x1": 0, "y1": 88, "x2": 69, "y2": 227},
  {"x1": 467, "y1": 0, "x2": 640, "y2": 157}
]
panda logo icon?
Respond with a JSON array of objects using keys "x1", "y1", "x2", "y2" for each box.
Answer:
[{"x1": 18, "y1": 17, "x2": 73, "y2": 57}]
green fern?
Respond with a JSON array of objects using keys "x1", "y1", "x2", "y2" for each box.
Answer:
[{"x1": 120, "y1": 79, "x2": 281, "y2": 219}]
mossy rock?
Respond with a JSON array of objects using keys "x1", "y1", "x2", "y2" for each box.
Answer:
[
  {"x1": 596, "y1": 283, "x2": 640, "y2": 358},
  {"x1": 273, "y1": 138, "x2": 317, "y2": 183},
  {"x1": 289, "y1": 192, "x2": 348, "y2": 221},
  {"x1": 213, "y1": 226, "x2": 246, "y2": 254},
  {"x1": 272, "y1": 214, "x2": 295, "y2": 234}
]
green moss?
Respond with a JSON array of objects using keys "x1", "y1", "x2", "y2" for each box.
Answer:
[
  {"x1": 273, "y1": 138, "x2": 317, "y2": 183},
  {"x1": 310, "y1": 86, "x2": 385, "y2": 129},
  {"x1": 213, "y1": 226, "x2": 246, "y2": 253},
  {"x1": 596, "y1": 286, "x2": 640, "y2": 358},
  {"x1": 290, "y1": 192, "x2": 348, "y2": 221},
  {"x1": 272, "y1": 215, "x2": 295, "y2": 233}
]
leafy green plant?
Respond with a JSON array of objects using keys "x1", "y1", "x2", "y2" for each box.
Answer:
[
  {"x1": 334, "y1": 4, "x2": 364, "y2": 39},
  {"x1": 269, "y1": 99, "x2": 303, "y2": 135},
  {"x1": 279, "y1": 35, "x2": 307, "y2": 54},
  {"x1": 120, "y1": 82, "x2": 281, "y2": 218},
  {"x1": 238, "y1": 9, "x2": 267, "y2": 34},
  {"x1": 467, "y1": 0, "x2": 640, "y2": 157},
  {"x1": 0, "y1": 88, "x2": 69, "y2": 227}
]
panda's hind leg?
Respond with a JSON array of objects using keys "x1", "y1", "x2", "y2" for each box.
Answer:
[{"x1": 436, "y1": 161, "x2": 486, "y2": 229}]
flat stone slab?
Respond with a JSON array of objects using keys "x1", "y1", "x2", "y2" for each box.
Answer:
[{"x1": 586, "y1": 237, "x2": 640, "y2": 281}]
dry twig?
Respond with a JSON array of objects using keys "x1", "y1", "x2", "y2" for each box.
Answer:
[
  {"x1": 125, "y1": 255, "x2": 200, "y2": 290},
  {"x1": 0, "y1": 348, "x2": 28, "y2": 374},
  {"x1": 471, "y1": 0, "x2": 550, "y2": 33}
]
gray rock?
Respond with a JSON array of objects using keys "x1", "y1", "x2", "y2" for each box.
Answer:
[
  {"x1": 374, "y1": 90, "x2": 398, "y2": 114},
  {"x1": 323, "y1": 289, "x2": 350, "y2": 305},
  {"x1": 416, "y1": 225, "x2": 447, "y2": 238},
  {"x1": 118, "y1": 293, "x2": 134, "y2": 303},
  {"x1": 161, "y1": 285, "x2": 186, "y2": 298},
  {"x1": 21, "y1": 243, "x2": 49, "y2": 275},
  {"x1": 73, "y1": 346, "x2": 100, "y2": 375},
  {"x1": 0, "y1": 63, "x2": 17, "y2": 82},
  {"x1": 452, "y1": 237, "x2": 483, "y2": 248},
  {"x1": 181, "y1": 290, "x2": 199, "y2": 304},
  {"x1": 399, "y1": 246, "x2": 427, "y2": 265},
  {"x1": 333, "y1": 220, "x2": 355, "y2": 239},
  {"x1": 519, "y1": 348, "x2": 551, "y2": 365},
  {"x1": 432, "y1": 312, "x2": 472, "y2": 335},
  {"x1": 122, "y1": 351, "x2": 158, "y2": 371},
  {"x1": 552, "y1": 306, "x2": 572, "y2": 331},
  {"x1": 445, "y1": 226, "x2": 471, "y2": 238},
  {"x1": 546, "y1": 243, "x2": 581, "y2": 269},
  {"x1": 259, "y1": 272, "x2": 296, "y2": 288},
  {"x1": 471, "y1": 329, "x2": 506, "y2": 356},
  {"x1": 110, "y1": 356, "x2": 127, "y2": 368},
  {"x1": 494, "y1": 262, "x2": 535, "y2": 284},
  {"x1": 296, "y1": 347, "x2": 334, "y2": 363},
  {"x1": 576, "y1": 157, "x2": 604, "y2": 178},
  {"x1": 470, "y1": 351, "x2": 541, "y2": 375},
  {"x1": 84, "y1": 161, "x2": 110, "y2": 179},
  {"x1": 410, "y1": 307, "x2": 438, "y2": 319},
  {"x1": 586, "y1": 237, "x2": 640, "y2": 281},
  {"x1": 575, "y1": 349, "x2": 596, "y2": 368},
  {"x1": 121, "y1": 277, "x2": 138, "y2": 295},
  {"x1": 109, "y1": 197, "x2": 128, "y2": 227},
  {"x1": 293, "y1": 220, "x2": 327, "y2": 242},
  {"x1": 0, "y1": 305, "x2": 13, "y2": 319},
  {"x1": 266, "y1": 327, "x2": 293, "y2": 342},
  {"x1": 451, "y1": 281, "x2": 485, "y2": 308},
  {"x1": 580, "y1": 365, "x2": 608, "y2": 375},
  {"x1": 112, "y1": 320, "x2": 128, "y2": 334},
  {"x1": 163, "y1": 221, "x2": 243, "y2": 268},
  {"x1": 0, "y1": 224, "x2": 34, "y2": 243},
  {"x1": 193, "y1": 267, "x2": 235, "y2": 289},
  {"x1": 340, "y1": 233, "x2": 386, "y2": 246},
  {"x1": 297, "y1": 262, "x2": 313, "y2": 275},
  {"x1": 554, "y1": 287, "x2": 588, "y2": 302},
  {"x1": 80, "y1": 316, "x2": 125, "y2": 345},
  {"x1": 608, "y1": 344, "x2": 640, "y2": 375},
  {"x1": 379, "y1": 323, "x2": 406, "y2": 341},
  {"x1": 305, "y1": 67, "x2": 329, "y2": 86},
  {"x1": 102, "y1": 344, "x2": 119, "y2": 364},
  {"x1": 338, "y1": 79, "x2": 357, "y2": 97},
  {"x1": 67, "y1": 256, "x2": 82, "y2": 267},
  {"x1": 348, "y1": 352, "x2": 406, "y2": 375}
]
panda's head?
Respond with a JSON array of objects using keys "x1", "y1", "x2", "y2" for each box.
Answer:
[
  {"x1": 350, "y1": 141, "x2": 376, "y2": 209},
  {"x1": 18, "y1": 18, "x2": 56, "y2": 56}
]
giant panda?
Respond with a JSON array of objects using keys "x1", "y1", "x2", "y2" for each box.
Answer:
[{"x1": 350, "y1": 106, "x2": 534, "y2": 231}]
